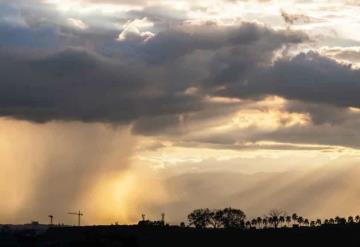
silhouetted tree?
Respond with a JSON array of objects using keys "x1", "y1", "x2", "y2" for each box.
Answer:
[
  {"x1": 279, "y1": 216, "x2": 285, "y2": 228},
  {"x1": 262, "y1": 218, "x2": 268, "y2": 228},
  {"x1": 304, "y1": 219, "x2": 309, "y2": 227},
  {"x1": 355, "y1": 215, "x2": 360, "y2": 223},
  {"x1": 215, "y1": 208, "x2": 246, "y2": 229},
  {"x1": 335, "y1": 216, "x2": 341, "y2": 224},
  {"x1": 292, "y1": 213, "x2": 298, "y2": 226},
  {"x1": 334, "y1": 217, "x2": 346, "y2": 225},
  {"x1": 316, "y1": 219, "x2": 322, "y2": 226},
  {"x1": 268, "y1": 217, "x2": 274, "y2": 228},
  {"x1": 297, "y1": 216, "x2": 304, "y2": 226},
  {"x1": 256, "y1": 217, "x2": 262, "y2": 229},
  {"x1": 310, "y1": 221, "x2": 316, "y2": 228},
  {"x1": 269, "y1": 209, "x2": 286, "y2": 228},
  {"x1": 211, "y1": 210, "x2": 223, "y2": 228},
  {"x1": 185, "y1": 208, "x2": 360, "y2": 231},
  {"x1": 339, "y1": 218, "x2": 346, "y2": 225},
  {"x1": 188, "y1": 209, "x2": 213, "y2": 229},
  {"x1": 272, "y1": 216, "x2": 279, "y2": 228},
  {"x1": 251, "y1": 219, "x2": 257, "y2": 228},
  {"x1": 286, "y1": 216, "x2": 292, "y2": 227}
]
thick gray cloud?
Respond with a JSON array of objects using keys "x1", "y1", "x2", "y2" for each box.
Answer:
[
  {"x1": 215, "y1": 52, "x2": 360, "y2": 108},
  {"x1": 0, "y1": 48, "x2": 204, "y2": 123},
  {"x1": 0, "y1": 20, "x2": 307, "y2": 126},
  {"x1": 139, "y1": 23, "x2": 307, "y2": 64}
]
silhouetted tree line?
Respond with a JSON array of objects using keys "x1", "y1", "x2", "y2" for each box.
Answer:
[
  {"x1": 187, "y1": 208, "x2": 246, "y2": 229},
  {"x1": 184, "y1": 208, "x2": 360, "y2": 229}
]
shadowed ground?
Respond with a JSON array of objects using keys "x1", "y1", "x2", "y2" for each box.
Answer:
[{"x1": 2, "y1": 224, "x2": 360, "y2": 247}]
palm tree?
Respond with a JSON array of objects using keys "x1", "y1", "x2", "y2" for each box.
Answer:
[
  {"x1": 324, "y1": 219, "x2": 329, "y2": 225},
  {"x1": 272, "y1": 216, "x2": 279, "y2": 228},
  {"x1": 279, "y1": 216, "x2": 285, "y2": 228},
  {"x1": 262, "y1": 218, "x2": 268, "y2": 229},
  {"x1": 340, "y1": 217, "x2": 346, "y2": 225},
  {"x1": 316, "y1": 219, "x2": 322, "y2": 227},
  {"x1": 304, "y1": 219, "x2": 309, "y2": 227},
  {"x1": 348, "y1": 216, "x2": 354, "y2": 224},
  {"x1": 310, "y1": 221, "x2": 316, "y2": 228},
  {"x1": 251, "y1": 219, "x2": 257, "y2": 228},
  {"x1": 297, "y1": 216, "x2": 304, "y2": 226},
  {"x1": 256, "y1": 217, "x2": 262, "y2": 229},
  {"x1": 286, "y1": 216, "x2": 292, "y2": 227},
  {"x1": 329, "y1": 218, "x2": 335, "y2": 224},
  {"x1": 268, "y1": 218, "x2": 274, "y2": 228},
  {"x1": 268, "y1": 209, "x2": 285, "y2": 228},
  {"x1": 335, "y1": 216, "x2": 341, "y2": 224},
  {"x1": 355, "y1": 215, "x2": 360, "y2": 223},
  {"x1": 334, "y1": 216, "x2": 346, "y2": 225},
  {"x1": 292, "y1": 213, "x2": 298, "y2": 226},
  {"x1": 246, "y1": 221, "x2": 251, "y2": 229}
]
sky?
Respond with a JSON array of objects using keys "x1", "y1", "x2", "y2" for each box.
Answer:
[{"x1": 1, "y1": 0, "x2": 360, "y2": 225}]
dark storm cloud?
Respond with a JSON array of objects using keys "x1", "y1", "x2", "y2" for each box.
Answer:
[
  {"x1": 139, "y1": 23, "x2": 307, "y2": 64},
  {"x1": 0, "y1": 15, "x2": 308, "y2": 125},
  {"x1": 0, "y1": 48, "x2": 204, "y2": 123},
  {"x1": 285, "y1": 100, "x2": 355, "y2": 125},
  {"x1": 215, "y1": 52, "x2": 360, "y2": 109}
]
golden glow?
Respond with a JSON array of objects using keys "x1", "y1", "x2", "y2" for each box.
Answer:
[
  {"x1": 349, "y1": 107, "x2": 360, "y2": 112},
  {"x1": 206, "y1": 96, "x2": 309, "y2": 132},
  {"x1": 205, "y1": 96, "x2": 243, "y2": 104},
  {"x1": 181, "y1": 96, "x2": 309, "y2": 141},
  {"x1": 135, "y1": 136, "x2": 360, "y2": 171},
  {"x1": 84, "y1": 172, "x2": 136, "y2": 223},
  {"x1": 81, "y1": 167, "x2": 169, "y2": 224},
  {"x1": 0, "y1": 118, "x2": 138, "y2": 224},
  {"x1": 231, "y1": 109, "x2": 309, "y2": 129},
  {"x1": 0, "y1": 118, "x2": 176, "y2": 225}
]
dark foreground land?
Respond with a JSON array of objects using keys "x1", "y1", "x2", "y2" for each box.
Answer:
[{"x1": 2, "y1": 225, "x2": 360, "y2": 247}]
